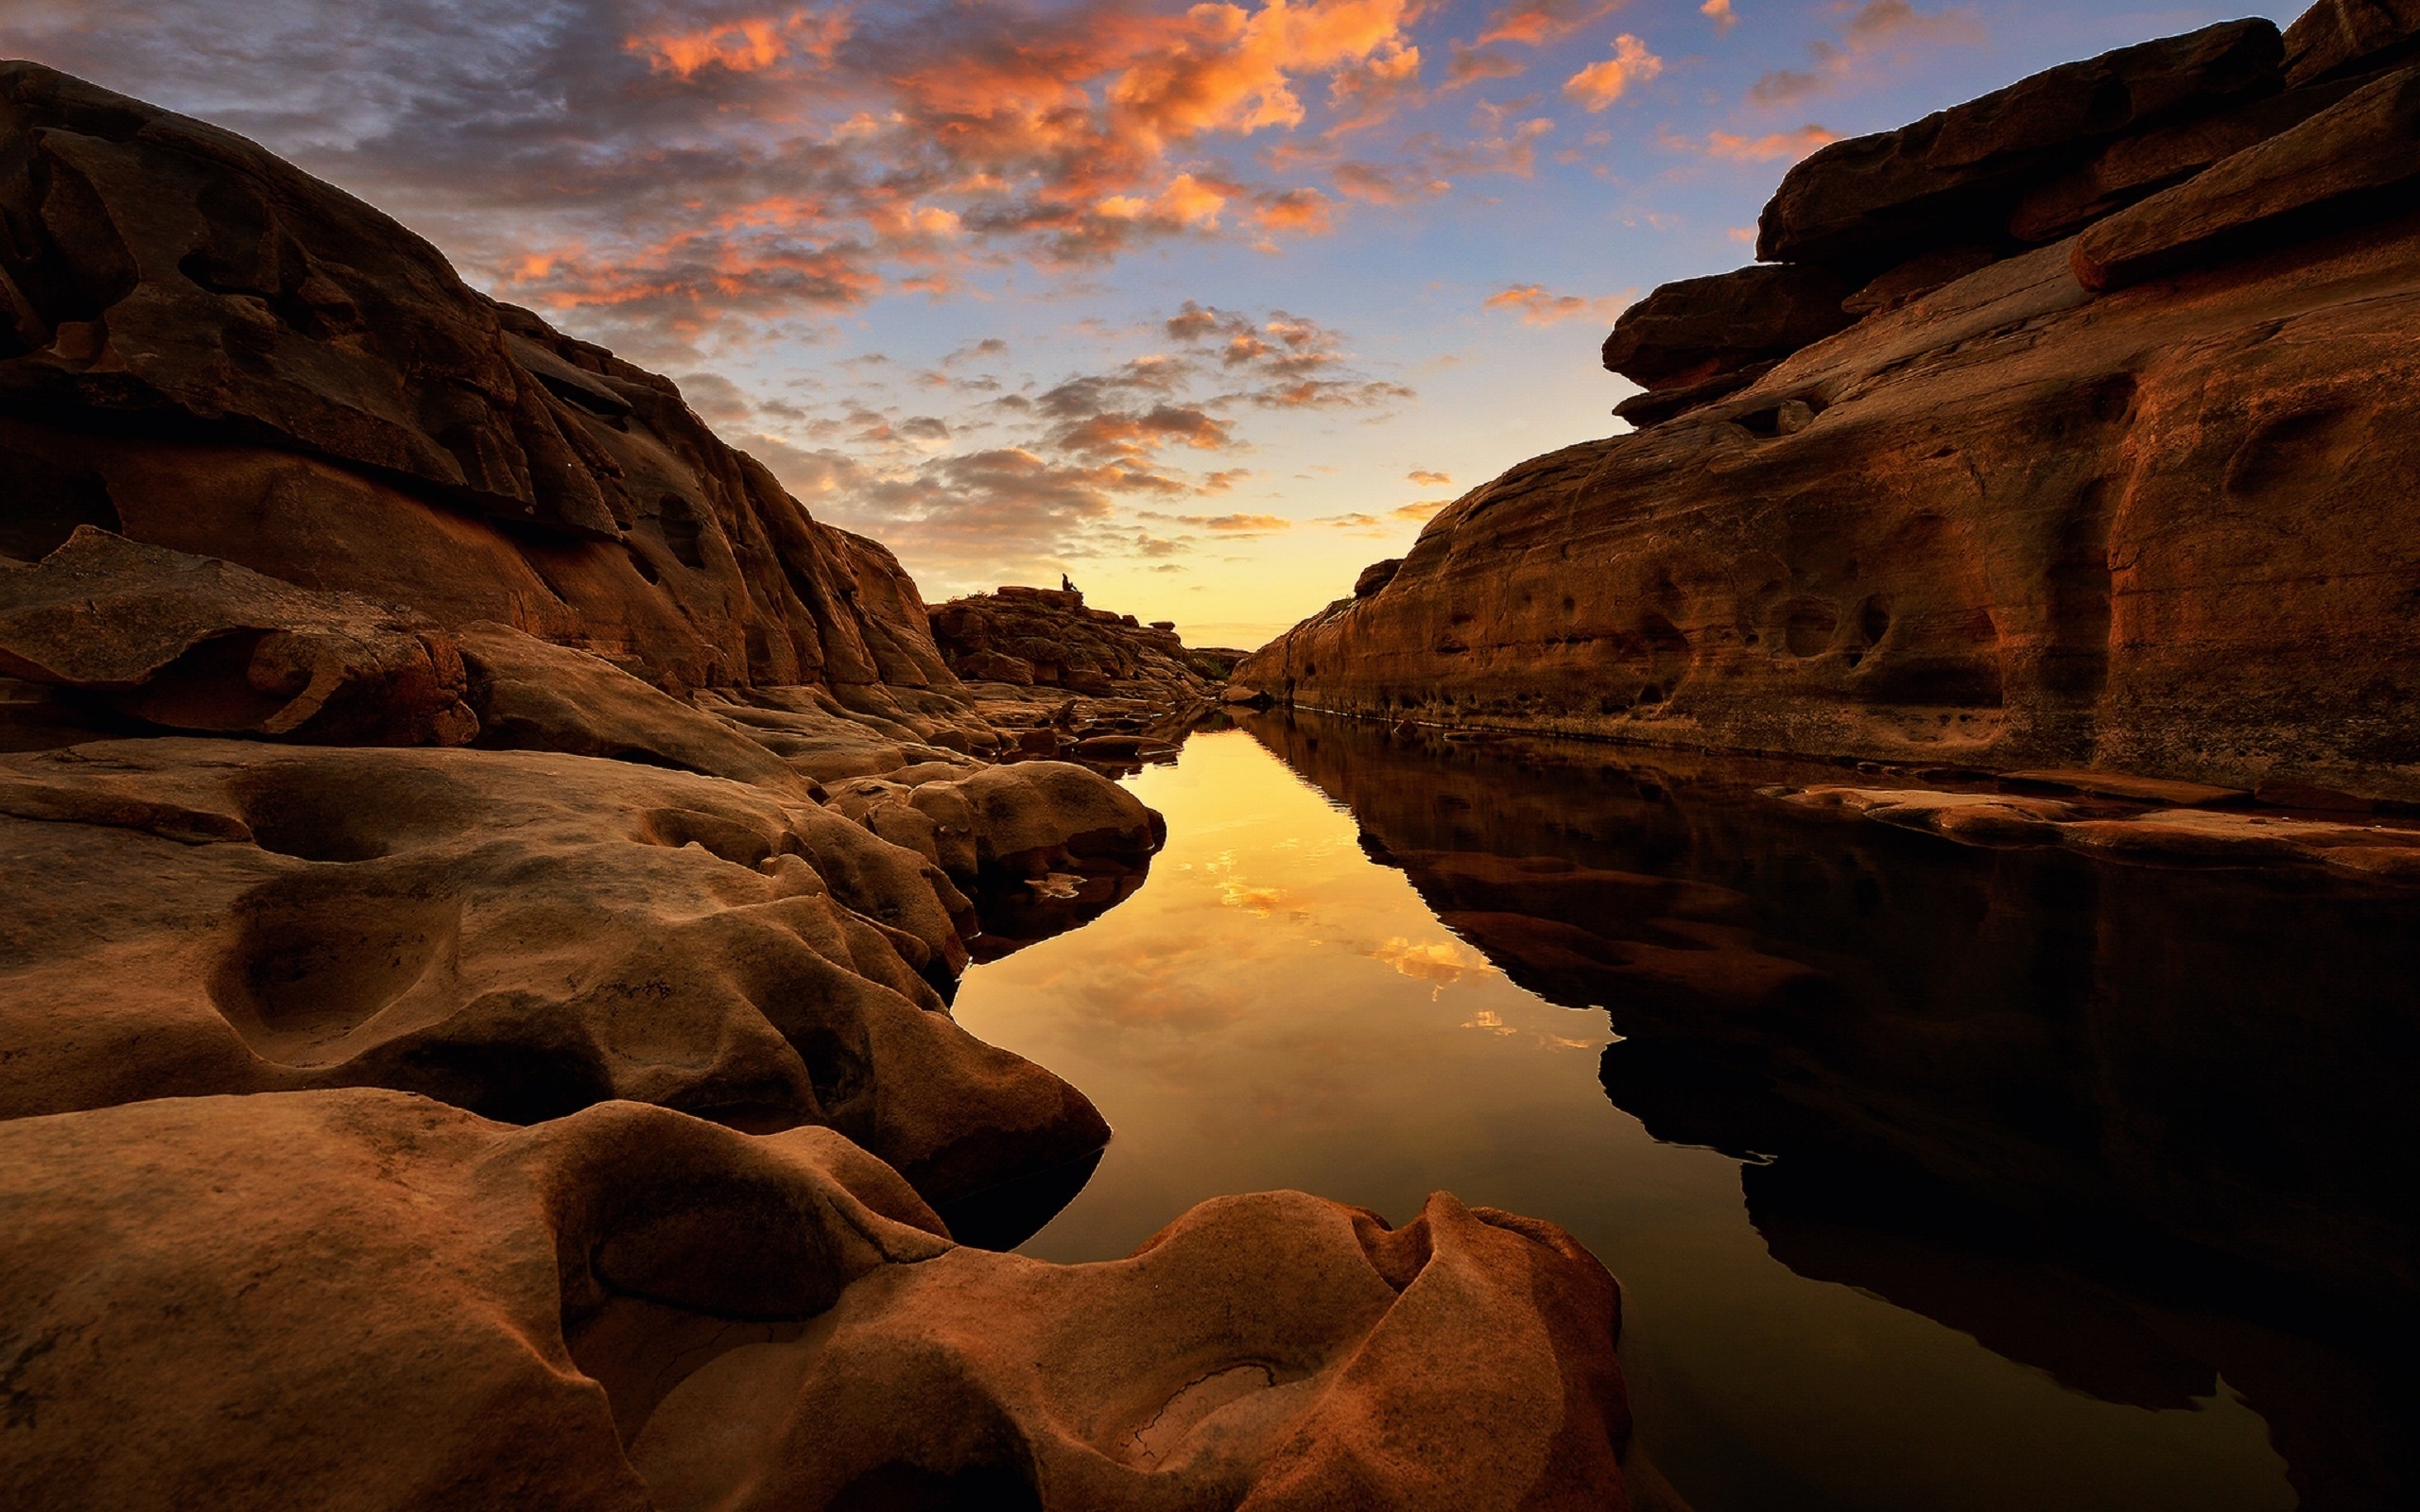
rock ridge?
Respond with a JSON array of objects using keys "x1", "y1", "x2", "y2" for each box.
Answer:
[{"x1": 1240, "y1": 0, "x2": 2420, "y2": 804}]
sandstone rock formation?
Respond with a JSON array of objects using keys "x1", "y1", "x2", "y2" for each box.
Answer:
[
  {"x1": 0, "y1": 60, "x2": 952, "y2": 700},
  {"x1": 0, "y1": 736, "x2": 1134, "y2": 1231},
  {"x1": 2, "y1": 1089, "x2": 1636, "y2": 1512},
  {"x1": 0, "y1": 525, "x2": 475, "y2": 746},
  {"x1": 928, "y1": 585, "x2": 1243, "y2": 767},
  {"x1": 0, "y1": 59, "x2": 1642, "y2": 1511},
  {"x1": 1247, "y1": 4, "x2": 2420, "y2": 803}
]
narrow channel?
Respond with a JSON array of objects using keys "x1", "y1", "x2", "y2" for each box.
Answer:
[{"x1": 958, "y1": 714, "x2": 2418, "y2": 1512}]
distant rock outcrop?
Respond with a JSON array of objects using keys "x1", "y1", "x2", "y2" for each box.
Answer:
[{"x1": 1245, "y1": 3, "x2": 2420, "y2": 804}]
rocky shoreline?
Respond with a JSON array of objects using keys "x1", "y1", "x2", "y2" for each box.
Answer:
[{"x1": 0, "y1": 61, "x2": 1646, "y2": 1512}]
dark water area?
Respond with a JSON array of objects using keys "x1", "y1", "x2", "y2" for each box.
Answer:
[{"x1": 954, "y1": 711, "x2": 2420, "y2": 1512}]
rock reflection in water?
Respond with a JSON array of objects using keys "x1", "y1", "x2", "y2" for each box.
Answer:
[
  {"x1": 953, "y1": 725, "x2": 2390, "y2": 1512},
  {"x1": 1246, "y1": 710, "x2": 2418, "y2": 1512}
]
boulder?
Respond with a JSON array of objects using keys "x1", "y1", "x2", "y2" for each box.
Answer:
[
  {"x1": 2283, "y1": 0, "x2": 2420, "y2": 86},
  {"x1": 1757, "y1": 19, "x2": 2284, "y2": 273},
  {"x1": 455, "y1": 621, "x2": 813, "y2": 797},
  {"x1": 1599, "y1": 265, "x2": 1852, "y2": 389},
  {"x1": 1355, "y1": 558, "x2": 1405, "y2": 598},
  {"x1": 2006, "y1": 77, "x2": 2366, "y2": 243},
  {"x1": 2072, "y1": 65, "x2": 2420, "y2": 290},
  {"x1": 1, "y1": 1089, "x2": 1636, "y2": 1512},
  {"x1": 0, "y1": 62, "x2": 959, "y2": 697},
  {"x1": 0, "y1": 737, "x2": 1105, "y2": 1229},
  {"x1": 948, "y1": 759, "x2": 1167, "y2": 878},
  {"x1": 0, "y1": 527, "x2": 475, "y2": 745}
]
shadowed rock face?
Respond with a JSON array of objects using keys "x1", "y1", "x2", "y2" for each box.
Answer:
[
  {"x1": 0, "y1": 525, "x2": 476, "y2": 745},
  {"x1": 1, "y1": 1090, "x2": 1635, "y2": 1512},
  {"x1": 0, "y1": 60, "x2": 952, "y2": 697}
]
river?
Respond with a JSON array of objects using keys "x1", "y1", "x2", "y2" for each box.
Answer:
[{"x1": 954, "y1": 712, "x2": 2417, "y2": 1512}]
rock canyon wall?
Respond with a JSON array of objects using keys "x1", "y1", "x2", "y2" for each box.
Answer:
[{"x1": 1236, "y1": 4, "x2": 2420, "y2": 803}]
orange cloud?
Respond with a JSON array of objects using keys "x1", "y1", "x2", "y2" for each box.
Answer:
[
  {"x1": 1666, "y1": 124, "x2": 1840, "y2": 162},
  {"x1": 1563, "y1": 35, "x2": 1661, "y2": 111},
  {"x1": 1701, "y1": 0, "x2": 1736, "y2": 33},
  {"x1": 1407, "y1": 468, "x2": 1451, "y2": 485},
  {"x1": 625, "y1": 9, "x2": 850, "y2": 78},
  {"x1": 1481, "y1": 283, "x2": 1629, "y2": 325},
  {"x1": 1107, "y1": 0, "x2": 1419, "y2": 147},
  {"x1": 1476, "y1": 0, "x2": 1623, "y2": 47}
]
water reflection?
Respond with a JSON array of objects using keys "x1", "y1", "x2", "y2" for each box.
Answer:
[{"x1": 954, "y1": 716, "x2": 2418, "y2": 1512}]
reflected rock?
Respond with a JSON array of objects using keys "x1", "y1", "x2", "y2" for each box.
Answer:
[
  {"x1": 0, "y1": 1090, "x2": 1640, "y2": 1512},
  {"x1": 1244, "y1": 708, "x2": 2420, "y2": 1507}
]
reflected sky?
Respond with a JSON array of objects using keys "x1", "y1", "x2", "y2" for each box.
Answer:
[{"x1": 954, "y1": 729, "x2": 2298, "y2": 1512}]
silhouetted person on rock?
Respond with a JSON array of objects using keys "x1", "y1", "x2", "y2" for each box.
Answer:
[{"x1": 1061, "y1": 574, "x2": 1077, "y2": 593}]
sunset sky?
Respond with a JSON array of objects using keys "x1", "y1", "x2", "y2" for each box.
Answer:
[{"x1": 5, "y1": 0, "x2": 2292, "y2": 645}]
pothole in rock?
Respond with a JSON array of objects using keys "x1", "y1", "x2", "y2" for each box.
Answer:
[{"x1": 207, "y1": 874, "x2": 463, "y2": 1066}]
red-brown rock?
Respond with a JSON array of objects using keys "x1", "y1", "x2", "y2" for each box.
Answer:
[
  {"x1": 0, "y1": 61, "x2": 957, "y2": 697},
  {"x1": 2283, "y1": 0, "x2": 2420, "y2": 86},
  {"x1": 1599, "y1": 264, "x2": 1852, "y2": 389},
  {"x1": 0, "y1": 526, "x2": 475, "y2": 745},
  {"x1": 0, "y1": 737, "x2": 1121, "y2": 1227},
  {"x1": 1, "y1": 1090, "x2": 1638, "y2": 1512},
  {"x1": 2072, "y1": 65, "x2": 2420, "y2": 290},
  {"x1": 1756, "y1": 20, "x2": 2284, "y2": 273},
  {"x1": 1241, "y1": 211, "x2": 2420, "y2": 799}
]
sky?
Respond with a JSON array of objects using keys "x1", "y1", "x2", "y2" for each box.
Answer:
[{"x1": 2, "y1": 0, "x2": 2296, "y2": 646}]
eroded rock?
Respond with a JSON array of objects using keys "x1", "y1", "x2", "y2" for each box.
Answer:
[
  {"x1": 1, "y1": 1090, "x2": 1637, "y2": 1512},
  {"x1": 2073, "y1": 65, "x2": 2420, "y2": 290},
  {"x1": 0, "y1": 61, "x2": 957, "y2": 697},
  {"x1": 0, "y1": 527, "x2": 475, "y2": 745},
  {"x1": 1248, "y1": 180, "x2": 2420, "y2": 799},
  {"x1": 0, "y1": 738, "x2": 1107, "y2": 1225},
  {"x1": 1757, "y1": 19, "x2": 2285, "y2": 274},
  {"x1": 1600, "y1": 264, "x2": 1851, "y2": 406}
]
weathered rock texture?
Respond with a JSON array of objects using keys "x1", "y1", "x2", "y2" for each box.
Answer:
[
  {"x1": 2, "y1": 1090, "x2": 1636, "y2": 1512},
  {"x1": 0, "y1": 60, "x2": 953, "y2": 701},
  {"x1": 1253, "y1": 8, "x2": 2420, "y2": 803},
  {"x1": 0, "y1": 737, "x2": 1134, "y2": 1229},
  {"x1": 0, "y1": 524, "x2": 475, "y2": 745},
  {"x1": 0, "y1": 61, "x2": 1640, "y2": 1511},
  {"x1": 929, "y1": 585, "x2": 1236, "y2": 699}
]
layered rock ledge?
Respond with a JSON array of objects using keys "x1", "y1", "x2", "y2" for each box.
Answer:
[{"x1": 1243, "y1": 2, "x2": 2420, "y2": 806}]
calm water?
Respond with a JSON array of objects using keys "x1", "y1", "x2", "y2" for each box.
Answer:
[{"x1": 955, "y1": 714, "x2": 2419, "y2": 1512}]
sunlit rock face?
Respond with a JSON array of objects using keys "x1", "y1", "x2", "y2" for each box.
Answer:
[
  {"x1": 0, "y1": 60, "x2": 952, "y2": 699},
  {"x1": 0, "y1": 737, "x2": 1126, "y2": 1230},
  {"x1": 1, "y1": 1091, "x2": 1636, "y2": 1512},
  {"x1": 1241, "y1": 12, "x2": 2420, "y2": 803}
]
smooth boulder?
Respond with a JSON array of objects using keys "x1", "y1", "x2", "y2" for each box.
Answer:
[
  {"x1": 1, "y1": 1090, "x2": 1639, "y2": 1512},
  {"x1": 0, "y1": 737, "x2": 1103, "y2": 1225},
  {"x1": 0, "y1": 527, "x2": 475, "y2": 745}
]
